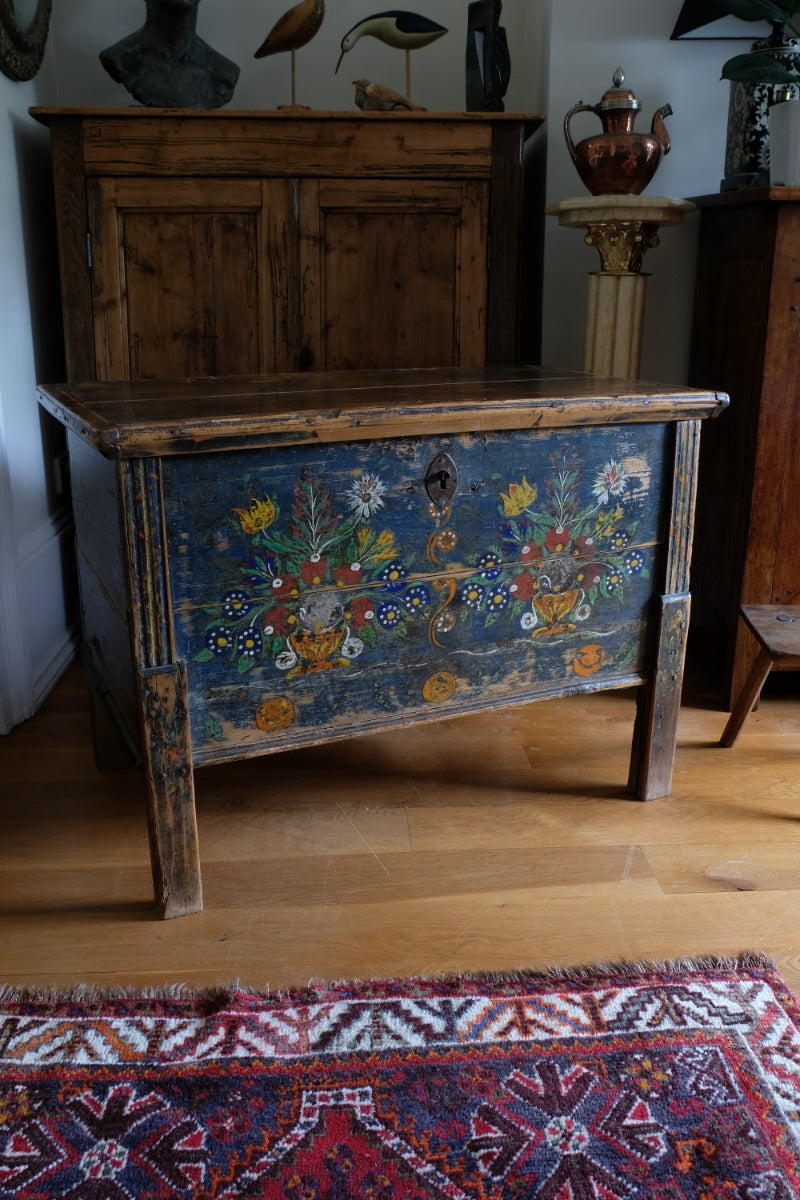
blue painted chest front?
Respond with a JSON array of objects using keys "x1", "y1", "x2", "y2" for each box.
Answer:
[{"x1": 163, "y1": 422, "x2": 670, "y2": 761}]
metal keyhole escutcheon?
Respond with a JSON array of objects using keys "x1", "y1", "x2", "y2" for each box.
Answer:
[{"x1": 425, "y1": 452, "x2": 458, "y2": 509}]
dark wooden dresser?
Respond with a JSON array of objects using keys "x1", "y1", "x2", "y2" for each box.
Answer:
[{"x1": 687, "y1": 189, "x2": 800, "y2": 707}]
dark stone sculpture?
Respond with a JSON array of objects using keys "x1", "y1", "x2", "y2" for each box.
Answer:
[
  {"x1": 100, "y1": 0, "x2": 240, "y2": 109},
  {"x1": 466, "y1": 0, "x2": 510, "y2": 112}
]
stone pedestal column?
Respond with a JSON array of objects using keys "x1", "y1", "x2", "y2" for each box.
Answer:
[{"x1": 547, "y1": 195, "x2": 695, "y2": 380}]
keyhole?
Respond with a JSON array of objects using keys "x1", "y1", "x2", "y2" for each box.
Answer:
[{"x1": 425, "y1": 452, "x2": 458, "y2": 509}]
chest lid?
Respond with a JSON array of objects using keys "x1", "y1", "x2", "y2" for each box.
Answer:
[{"x1": 37, "y1": 365, "x2": 728, "y2": 460}]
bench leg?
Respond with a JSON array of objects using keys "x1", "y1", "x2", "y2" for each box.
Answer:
[
  {"x1": 719, "y1": 646, "x2": 774, "y2": 748},
  {"x1": 138, "y1": 664, "x2": 203, "y2": 918}
]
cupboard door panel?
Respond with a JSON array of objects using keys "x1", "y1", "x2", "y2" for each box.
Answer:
[
  {"x1": 312, "y1": 180, "x2": 488, "y2": 371},
  {"x1": 87, "y1": 178, "x2": 294, "y2": 380}
]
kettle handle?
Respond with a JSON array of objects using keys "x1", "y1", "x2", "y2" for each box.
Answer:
[{"x1": 564, "y1": 102, "x2": 599, "y2": 164}]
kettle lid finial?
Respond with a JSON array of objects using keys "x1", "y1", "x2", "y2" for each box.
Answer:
[{"x1": 598, "y1": 67, "x2": 640, "y2": 112}]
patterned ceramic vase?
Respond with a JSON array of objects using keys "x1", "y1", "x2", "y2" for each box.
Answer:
[{"x1": 724, "y1": 33, "x2": 800, "y2": 187}]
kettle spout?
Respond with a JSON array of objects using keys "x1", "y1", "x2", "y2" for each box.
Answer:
[{"x1": 651, "y1": 103, "x2": 673, "y2": 154}]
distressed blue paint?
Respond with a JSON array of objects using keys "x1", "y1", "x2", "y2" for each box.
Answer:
[{"x1": 161, "y1": 424, "x2": 670, "y2": 758}]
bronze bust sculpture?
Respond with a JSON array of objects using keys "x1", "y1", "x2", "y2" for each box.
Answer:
[{"x1": 100, "y1": 0, "x2": 239, "y2": 108}]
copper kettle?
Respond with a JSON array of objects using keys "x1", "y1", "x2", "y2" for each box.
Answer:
[{"x1": 564, "y1": 69, "x2": 672, "y2": 195}]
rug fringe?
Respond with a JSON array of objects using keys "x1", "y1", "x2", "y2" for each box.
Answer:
[
  {"x1": 311, "y1": 950, "x2": 778, "y2": 994},
  {"x1": 0, "y1": 951, "x2": 777, "y2": 1006}
]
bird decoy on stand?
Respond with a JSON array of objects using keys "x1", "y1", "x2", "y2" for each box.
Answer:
[
  {"x1": 336, "y1": 10, "x2": 447, "y2": 101},
  {"x1": 255, "y1": 0, "x2": 324, "y2": 108},
  {"x1": 352, "y1": 78, "x2": 426, "y2": 110}
]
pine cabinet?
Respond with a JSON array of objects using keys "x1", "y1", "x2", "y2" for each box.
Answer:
[
  {"x1": 687, "y1": 190, "x2": 800, "y2": 708},
  {"x1": 33, "y1": 108, "x2": 543, "y2": 383}
]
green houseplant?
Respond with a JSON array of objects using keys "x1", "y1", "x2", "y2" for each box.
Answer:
[
  {"x1": 715, "y1": 0, "x2": 800, "y2": 85},
  {"x1": 711, "y1": 1, "x2": 800, "y2": 183}
]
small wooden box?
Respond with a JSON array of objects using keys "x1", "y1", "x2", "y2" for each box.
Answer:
[{"x1": 38, "y1": 366, "x2": 727, "y2": 918}]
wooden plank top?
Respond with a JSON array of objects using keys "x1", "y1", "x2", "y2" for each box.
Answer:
[
  {"x1": 30, "y1": 108, "x2": 543, "y2": 179},
  {"x1": 690, "y1": 187, "x2": 800, "y2": 207},
  {"x1": 30, "y1": 107, "x2": 542, "y2": 124},
  {"x1": 37, "y1": 366, "x2": 729, "y2": 459}
]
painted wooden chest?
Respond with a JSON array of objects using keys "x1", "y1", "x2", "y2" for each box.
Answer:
[{"x1": 38, "y1": 367, "x2": 728, "y2": 917}]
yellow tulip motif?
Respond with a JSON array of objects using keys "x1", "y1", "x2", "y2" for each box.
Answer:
[
  {"x1": 500, "y1": 476, "x2": 537, "y2": 517},
  {"x1": 233, "y1": 495, "x2": 276, "y2": 534}
]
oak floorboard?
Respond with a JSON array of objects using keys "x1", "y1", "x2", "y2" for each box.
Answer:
[{"x1": 1, "y1": 660, "x2": 799, "y2": 994}]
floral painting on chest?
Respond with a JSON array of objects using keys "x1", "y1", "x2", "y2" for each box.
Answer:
[{"x1": 162, "y1": 424, "x2": 669, "y2": 756}]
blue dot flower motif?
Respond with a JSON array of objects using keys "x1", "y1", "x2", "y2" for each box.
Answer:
[
  {"x1": 624, "y1": 549, "x2": 645, "y2": 576},
  {"x1": 221, "y1": 589, "x2": 253, "y2": 619},
  {"x1": 486, "y1": 583, "x2": 510, "y2": 611},
  {"x1": 610, "y1": 531, "x2": 630, "y2": 551},
  {"x1": 237, "y1": 627, "x2": 263, "y2": 658},
  {"x1": 606, "y1": 570, "x2": 624, "y2": 594},
  {"x1": 403, "y1": 585, "x2": 431, "y2": 613},
  {"x1": 461, "y1": 582, "x2": 485, "y2": 610},
  {"x1": 377, "y1": 601, "x2": 403, "y2": 629},
  {"x1": 379, "y1": 560, "x2": 408, "y2": 591},
  {"x1": 476, "y1": 551, "x2": 503, "y2": 579},
  {"x1": 205, "y1": 625, "x2": 234, "y2": 656}
]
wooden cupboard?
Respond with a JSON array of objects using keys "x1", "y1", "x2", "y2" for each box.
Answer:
[
  {"x1": 687, "y1": 189, "x2": 800, "y2": 708},
  {"x1": 32, "y1": 108, "x2": 543, "y2": 383}
]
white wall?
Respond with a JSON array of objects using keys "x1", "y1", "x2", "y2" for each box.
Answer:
[
  {"x1": 0, "y1": 0, "x2": 758, "y2": 727},
  {"x1": 0, "y1": 56, "x2": 77, "y2": 733}
]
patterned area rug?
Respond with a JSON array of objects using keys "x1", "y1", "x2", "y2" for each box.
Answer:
[{"x1": 2, "y1": 955, "x2": 800, "y2": 1198}]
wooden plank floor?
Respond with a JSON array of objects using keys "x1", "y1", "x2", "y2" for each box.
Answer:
[{"x1": 2, "y1": 659, "x2": 799, "y2": 994}]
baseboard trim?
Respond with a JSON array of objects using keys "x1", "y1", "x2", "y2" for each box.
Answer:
[{"x1": 31, "y1": 623, "x2": 80, "y2": 710}]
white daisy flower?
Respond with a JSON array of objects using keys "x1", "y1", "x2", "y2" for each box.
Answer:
[
  {"x1": 347, "y1": 472, "x2": 387, "y2": 519},
  {"x1": 592, "y1": 459, "x2": 628, "y2": 505}
]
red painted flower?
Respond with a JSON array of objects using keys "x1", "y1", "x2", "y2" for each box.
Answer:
[
  {"x1": 263, "y1": 605, "x2": 292, "y2": 636},
  {"x1": 346, "y1": 595, "x2": 375, "y2": 629},
  {"x1": 270, "y1": 573, "x2": 299, "y2": 600},
  {"x1": 333, "y1": 562, "x2": 363, "y2": 588},
  {"x1": 576, "y1": 561, "x2": 604, "y2": 588},
  {"x1": 520, "y1": 541, "x2": 544, "y2": 562},
  {"x1": 301, "y1": 556, "x2": 328, "y2": 587},
  {"x1": 545, "y1": 526, "x2": 570, "y2": 554},
  {"x1": 510, "y1": 570, "x2": 536, "y2": 601},
  {"x1": 571, "y1": 534, "x2": 596, "y2": 557}
]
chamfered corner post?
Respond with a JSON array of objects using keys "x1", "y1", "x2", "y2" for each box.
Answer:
[
  {"x1": 628, "y1": 592, "x2": 691, "y2": 800},
  {"x1": 138, "y1": 663, "x2": 203, "y2": 919},
  {"x1": 122, "y1": 457, "x2": 203, "y2": 918},
  {"x1": 628, "y1": 417, "x2": 701, "y2": 801}
]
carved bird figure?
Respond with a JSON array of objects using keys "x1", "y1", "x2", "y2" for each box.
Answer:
[
  {"x1": 352, "y1": 78, "x2": 426, "y2": 110},
  {"x1": 255, "y1": 0, "x2": 324, "y2": 58},
  {"x1": 255, "y1": 0, "x2": 325, "y2": 105},
  {"x1": 335, "y1": 10, "x2": 447, "y2": 73}
]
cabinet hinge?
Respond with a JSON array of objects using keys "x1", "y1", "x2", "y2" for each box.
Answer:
[{"x1": 86, "y1": 231, "x2": 93, "y2": 271}]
